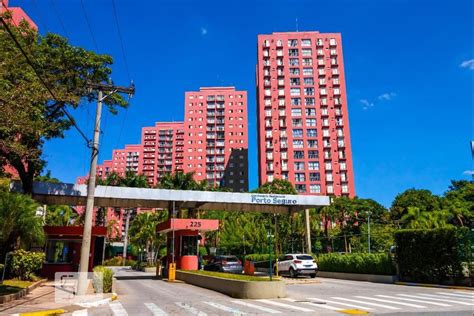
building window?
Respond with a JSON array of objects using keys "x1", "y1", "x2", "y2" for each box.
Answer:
[
  {"x1": 289, "y1": 58, "x2": 299, "y2": 66},
  {"x1": 304, "y1": 78, "x2": 314, "y2": 85},
  {"x1": 302, "y1": 58, "x2": 313, "y2": 66},
  {"x1": 294, "y1": 151, "x2": 304, "y2": 159},
  {"x1": 308, "y1": 150, "x2": 319, "y2": 159},
  {"x1": 289, "y1": 68, "x2": 300, "y2": 75},
  {"x1": 291, "y1": 98, "x2": 302, "y2": 106},
  {"x1": 292, "y1": 118, "x2": 302, "y2": 127},
  {"x1": 307, "y1": 129, "x2": 317, "y2": 137},
  {"x1": 290, "y1": 78, "x2": 300, "y2": 86},
  {"x1": 291, "y1": 108, "x2": 302, "y2": 117},
  {"x1": 301, "y1": 39, "x2": 312, "y2": 47},
  {"x1": 295, "y1": 173, "x2": 306, "y2": 182},
  {"x1": 310, "y1": 184, "x2": 321, "y2": 193},
  {"x1": 309, "y1": 172, "x2": 321, "y2": 182},
  {"x1": 342, "y1": 184, "x2": 349, "y2": 193},
  {"x1": 306, "y1": 118, "x2": 317, "y2": 127},
  {"x1": 292, "y1": 129, "x2": 303, "y2": 138},
  {"x1": 303, "y1": 68, "x2": 313, "y2": 76},
  {"x1": 293, "y1": 140, "x2": 304, "y2": 149},
  {"x1": 295, "y1": 184, "x2": 307, "y2": 193},
  {"x1": 308, "y1": 161, "x2": 319, "y2": 170},
  {"x1": 289, "y1": 49, "x2": 299, "y2": 57},
  {"x1": 290, "y1": 88, "x2": 301, "y2": 96},
  {"x1": 307, "y1": 139, "x2": 318, "y2": 148},
  {"x1": 302, "y1": 48, "x2": 312, "y2": 56},
  {"x1": 294, "y1": 161, "x2": 305, "y2": 170},
  {"x1": 304, "y1": 87, "x2": 315, "y2": 96},
  {"x1": 306, "y1": 108, "x2": 316, "y2": 116},
  {"x1": 288, "y1": 39, "x2": 298, "y2": 47},
  {"x1": 305, "y1": 97, "x2": 315, "y2": 105}
]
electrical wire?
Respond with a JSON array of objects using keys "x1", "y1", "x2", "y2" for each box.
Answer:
[
  {"x1": 0, "y1": 9, "x2": 91, "y2": 146},
  {"x1": 79, "y1": 0, "x2": 99, "y2": 52},
  {"x1": 111, "y1": 0, "x2": 131, "y2": 82},
  {"x1": 49, "y1": 0, "x2": 69, "y2": 37}
]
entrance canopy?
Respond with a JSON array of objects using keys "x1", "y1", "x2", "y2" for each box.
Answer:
[{"x1": 10, "y1": 181, "x2": 330, "y2": 215}]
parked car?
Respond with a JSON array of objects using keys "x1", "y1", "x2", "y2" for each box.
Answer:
[
  {"x1": 275, "y1": 254, "x2": 317, "y2": 278},
  {"x1": 204, "y1": 255, "x2": 243, "y2": 274}
]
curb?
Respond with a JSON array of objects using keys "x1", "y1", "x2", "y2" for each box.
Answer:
[
  {"x1": 12, "y1": 309, "x2": 65, "y2": 316},
  {"x1": 0, "y1": 279, "x2": 47, "y2": 304},
  {"x1": 395, "y1": 281, "x2": 473, "y2": 291},
  {"x1": 76, "y1": 292, "x2": 118, "y2": 308}
]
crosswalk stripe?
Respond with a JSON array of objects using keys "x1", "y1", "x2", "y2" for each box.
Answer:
[
  {"x1": 331, "y1": 297, "x2": 400, "y2": 310},
  {"x1": 454, "y1": 291, "x2": 474, "y2": 296},
  {"x1": 354, "y1": 296, "x2": 425, "y2": 308},
  {"x1": 109, "y1": 302, "x2": 128, "y2": 316},
  {"x1": 203, "y1": 301, "x2": 245, "y2": 315},
  {"x1": 377, "y1": 295, "x2": 451, "y2": 307},
  {"x1": 414, "y1": 293, "x2": 474, "y2": 305},
  {"x1": 144, "y1": 303, "x2": 168, "y2": 316},
  {"x1": 175, "y1": 302, "x2": 207, "y2": 316},
  {"x1": 307, "y1": 297, "x2": 375, "y2": 310},
  {"x1": 282, "y1": 298, "x2": 341, "y2": 311},
  {"x1": 231, "y1": 300, "x2": 282, "y2": 314},
  {"x1": 257, "y1": 299, "x2": 315, "y2": 312},
  {"x1": 398, "y1": 294, "x2": 473, "y2": 306},
  {"x1": 436, "y1": 292, "x2": 474, "y2": 299}
]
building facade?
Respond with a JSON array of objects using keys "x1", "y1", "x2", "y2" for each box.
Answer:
[
  {"x1": 0, "y1": 0, "x2": 37, "y2": 30},
  {"x1": 183, "y1": 87, "x2": 248, "y2": 192},
  {"x1": 256, "y1": 31, "x2": 355, "y2": 196}
]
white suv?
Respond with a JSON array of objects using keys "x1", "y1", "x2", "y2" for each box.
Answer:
[{"x1": 275, "y1": 254, "x2": 318, "y2": 278}]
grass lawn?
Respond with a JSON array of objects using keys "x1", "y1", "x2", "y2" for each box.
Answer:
[
  {"x1": 181, "y1": 270, "x2": 280, "y2": 282},
  {"x1": 0, "y1": 280, "x2": 34, "y2": 296}
]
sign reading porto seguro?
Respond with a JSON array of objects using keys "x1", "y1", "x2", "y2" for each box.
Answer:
[{"x1": 250, "y1": 194, "x2": 298, "y2": 205}]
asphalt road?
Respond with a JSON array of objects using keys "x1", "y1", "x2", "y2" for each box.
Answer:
[{"x1": 86, "y1": 267, "x2": 474, "y2": 315}]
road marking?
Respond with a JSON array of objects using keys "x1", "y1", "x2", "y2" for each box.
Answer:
[
  {"x1": 377, "y1": 295, "x2": 451, "y2": 307},
  {"x1": 231, "y1": 300, "x2": 282, "y2": 314},
  {"x1": 72, "y1": 310, "x2": 88, "y2": 316},
  {"x1": 455, "y1": 291, "x2": 474, "y2": 296},
  {"x1": 307, "y1": 298, "x2": 374, "y2": 310},
  {"x1": 202, "y1": 302, "x2": 245, "y2": 315},
  {"x1": 414, "y1": 293, "x2": 474, "y2": 305},
  {"x1": 436, "y1": 292, "x2": 474, "y2": 299},
  {"x1": 398, "y1": 294, "x2": 473, "y2": 306},
  {"x1": 282, "y1": 298, "x2": 340, "y2": 311},
  {"x1": 354, "y1": 296, "x2": 425, "y2": 308},
  {"x1": 338, "y1": 310, "x2": 369, "y2": 315},
  {"x1": 257, "y1": 299, "x2": 315, "y2": 312},
  {"x1": 175, "y1": 302, "x2": 207, "y2": 316},
  {"x1": 331, "y1": 297, "x2": 400, "y2": 310},
  {"x1": 109, "y1": 301, "x2": 128, "y2": 316},
  {"x1": 144, "y1": 303, "x2": 168, "y2": 316}
]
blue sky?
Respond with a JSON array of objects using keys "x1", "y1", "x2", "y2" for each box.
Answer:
[{"x1": 13, "y1": 0, "x2": 473, "y2": 206}]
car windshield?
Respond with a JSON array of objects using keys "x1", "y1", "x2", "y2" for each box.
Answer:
[
  {"x1": 223, "y1": 256, "x2": 239, "y2": 262},
  {"x1": 296, "y1": 255, "x2": 313, "y2": 260}
]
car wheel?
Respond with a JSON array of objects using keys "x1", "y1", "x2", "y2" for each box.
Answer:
[
  {"x1": 310, "y1": 273, "x2": 316, "y2": 278},
  {"x1": 289, "y1": 268, "x2": 296, "y2": 278}
]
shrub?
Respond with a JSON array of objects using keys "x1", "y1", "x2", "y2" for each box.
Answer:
[
  {"x1": 315, "y1": 253, "x2": 396, "y2": 275},
  {"x1": 103, "y1": 256, "x2": 136, "y2": 267},
  {"x1": 93, "y1": 266, "x2": 114, "y2": 293},
  {"x1": 132, "y1": 261, "x2": 146, "y2": 271},
  {"x1": 395, "y1": 227, "x2": 471, "y2": 284},
  {"x1": 8, "y1": 250, "x2": 45, "y2": 281}
]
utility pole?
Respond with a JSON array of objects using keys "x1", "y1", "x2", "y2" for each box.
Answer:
[
  {"x1": 77, "y1": 82, "x2": 135, "y2": 295},
  {"x1": 122, "y1": 210, "x2": 131, "y2": 265},
  {"x1": 367, "y1": 211, "x2": 372, "y2": 254},
  {"x1": 304, "y1": 209, "x2": 312, "y2": 254}
]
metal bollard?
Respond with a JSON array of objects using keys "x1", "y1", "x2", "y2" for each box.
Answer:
[{"x1": 168, "y1": 263, "x2": 176, "y2": 282}]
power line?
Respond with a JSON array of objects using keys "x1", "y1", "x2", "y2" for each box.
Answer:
[
  {"x1": 0, "y1": 10, "x2": 90, "y2": 145},
  {"x1": 79, "y1": 0, "x2": 99, "y2": 52},
  {"x1": 111, "y1": 0, "x2": 131, "y2": 82},
  {"x1": 49, "y1": 0, "x2": 69, "y2": 37}
]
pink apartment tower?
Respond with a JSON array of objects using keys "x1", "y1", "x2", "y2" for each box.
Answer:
[
  {"x1": 183, "y1": 87, "x2": 248, "y2": 192},
  {"x1": 256, "y1": 31, "x2": 355, "y2": 196}
]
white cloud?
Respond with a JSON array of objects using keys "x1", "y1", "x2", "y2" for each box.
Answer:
[
  {"x1": 460, "y1": 59, "x2": 474, "y2": 70},
  {"x1": 200, "y1": 27, "x2": 208, "y2": 36},
  {"x1": 360, "y1": 99, "x2": 374, "y2": 110},
  {"x1": 463, "y1": 170, "x2": 474, "y2": 175},
  {"x1": 378, "y1": 92, "x2": 397, "y2": 101}
]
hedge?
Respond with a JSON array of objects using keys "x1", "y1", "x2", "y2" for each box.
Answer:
[
  {"x1": 93, "y1": 266, "x2": 114, "y2": 293},
  {"x1": 395, "y1": 227, "x2": 471, "y2": 284},
  {"x1": 315, "y1": 253, "x2": 396, "y2": 275},
  {"x1": 103, "y1": 256, "x2": 137, "y2": 267},
  {"x1": 8, "y1": 250, "x2": 45, "y2": 281}
]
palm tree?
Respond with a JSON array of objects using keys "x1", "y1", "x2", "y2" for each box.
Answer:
[
  {"x1": 128, "y1": 212, "x2": 167, "y2": 265},
  {"x1": 45, "y1": 205, "x2": 77, "y2": 226},
  {"x1": 0, "y1": 191, "x2": 45, "y2": 261},
  {"x1": 158, "y1": 171, "x2": 201, "y2": 190},
  {"x1": 401, "y1": 207, "x2": 452, "y2": 229}
]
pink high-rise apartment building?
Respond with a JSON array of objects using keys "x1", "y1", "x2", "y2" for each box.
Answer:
[
  {"x1": 0, "y1": 0, "x2": 37, "y2": 30},
  {"x1": 96, "y1": 144, "x2": 143, "y2": 179},
  {"x1": 183, "y1": 87, "x2": 248, "y2": 192},
  {"x1": 256, "y1": 31, "x2": 355, "y2": 196},
  {"x1": 141, "y1": 122, "x2": 184, "y2": 186}
]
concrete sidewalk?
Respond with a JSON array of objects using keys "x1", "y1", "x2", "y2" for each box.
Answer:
[{"x1": 0, "y1": 281, "x2": 114, "y2": 316}]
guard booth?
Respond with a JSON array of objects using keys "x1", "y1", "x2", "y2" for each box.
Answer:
[{"x1": 156, "y1": 218, "x2": 219, "y2": 271}]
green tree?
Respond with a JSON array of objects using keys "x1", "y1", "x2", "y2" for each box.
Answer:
[
  {"x1": 44, "y1": 205, "x2": 77, "y2": 226},
  {"x1": 252, "y1": 179, "x2": 298, "y2": 195},
  {"x1": 0, "y1": 191, "x2": 44, "y2": 261},
  {"x1": 401, "y1": 207, "x2": 452, "y2": 229},
  {"x1": 128, "y1": 212, "x2": 167, "y2": 265},
  {"x1": 0, "y1": 12, "x2": 126, "y2": 194},
  {"x1": 441, "y1": 180, "x2": 474, "y2": 227},
  {"x1": 157, "y1": 171, "x2": 205, "y2": 190},
  {"x1": 390, "y1": 189, "x2": 441, "y2": 221}
]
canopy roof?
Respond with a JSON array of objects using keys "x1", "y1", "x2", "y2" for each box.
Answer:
[{"x1": 10, "y1": 181, "x2": 330, "y2": 215}]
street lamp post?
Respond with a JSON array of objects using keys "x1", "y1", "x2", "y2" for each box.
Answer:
[
  {"x1": 367, "y1": 211, "x2": 372, "y2": 254},
  {"x1": 267, "y1": 231, "x2": 274, "y2": 281}
]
